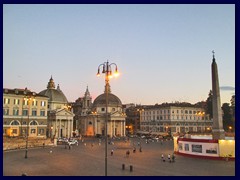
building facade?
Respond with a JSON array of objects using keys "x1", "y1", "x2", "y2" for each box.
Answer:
[
  {"x1": 124, "y1": 104, "x2": 142, "y2": 135},
  {"x1": 76, "y1": 85, "x2": 126, "y2": 137},
  {"x1": 3, "y1": 88, "x2": 49, "y2": 138},
  {"x1": 140, "y1": 103, "x2": 212, "y2": 135},
  {"x1": 39, "y1": 76, "x2": 74, "y2": 138}
]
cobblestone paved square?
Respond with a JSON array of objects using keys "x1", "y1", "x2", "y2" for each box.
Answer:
[{"x1": 3, "y1": 137, "x2": 235, "y2": 176}]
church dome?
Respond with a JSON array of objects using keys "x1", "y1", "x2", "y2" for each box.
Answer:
[
  {"x1": 93, "y1": 82, "x2": 122, "y2": 107},
  {"x1": 93, "y1": 93, "x2": 122, "y2": 107},
  {"x1": 39, "y1": 76, "x2": 68, "y2": 103}
]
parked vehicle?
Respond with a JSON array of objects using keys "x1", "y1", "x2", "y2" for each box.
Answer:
[{"x1": 68, "y1": 139, "x2": 78, "y2": 145}]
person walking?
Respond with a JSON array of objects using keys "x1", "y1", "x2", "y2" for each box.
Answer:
[
  {"x1": 161, "y1": 154, "x2": 165, "y2": 162},
  {"x1": 168, "y1": 154, "x2": 171, "y2": 162},
  {"x1": 111, "y1": 149, "x2": 114, "y2": 156},
  {"x1": 172, "y1": 153, "x2": 175, "y2": 162}
]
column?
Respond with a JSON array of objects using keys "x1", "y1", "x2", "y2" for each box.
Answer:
[
  {"x1": 113, "y1": 120, "x2": 115, "y2": 136},
  {"x1": 123, "y1": 120, "x2": 126, "y2": 136},
  {"x1": 110, "y1": 120, "x2": 112, "y2": 137},
  {"x1": 120, "y1": 121, "x2": 122, "y2": 136}
]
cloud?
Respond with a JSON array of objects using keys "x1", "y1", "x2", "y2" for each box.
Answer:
[{"x1": 220, "y1": 86, "x2": 235, "y2": 91}]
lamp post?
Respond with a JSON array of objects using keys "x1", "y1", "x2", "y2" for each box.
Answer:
[
  {"x1": 228, "y1": 126, "x2": 232, "y2": 133},
  {"x1": 50, "y1": 126, "x2": 53, "y2": 140},
  {"x1": 24, "y1": 95, "x2": 34, "y2": 159},
  {"x1": 97, "y1": 60, "x2": 119, "y2": 176}
]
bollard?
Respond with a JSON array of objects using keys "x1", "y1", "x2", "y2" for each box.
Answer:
[
  {"x1": 130, "y1": 165, "x2": 133, "y2": 172},
  {"x1": 122, "y1": 164, "x2": 125, "y2": 170}
]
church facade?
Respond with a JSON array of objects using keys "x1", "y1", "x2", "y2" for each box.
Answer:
[
  {"x1": 39, "y1": 76, "x2": 74, "y2": 139},
  {"x1": 75, "y1": 85, "x2": 126, "y2": 137}
]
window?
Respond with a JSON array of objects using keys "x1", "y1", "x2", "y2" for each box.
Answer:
[
  {"x1": 13, "y1": 109, "x2": 19, "y2": 115},
  {"x1": 40, "y1": 110, "x2": 45, "y2": 116},
  {"x1": 101, "y1": 108, "x2": 105, "y2": 112},
  {"x1": 41, "y1": 101, "x2": 46, "y2": 107},
  {"x1": 22, "y1": 110, "x2": 28, "y2": 116},
  {"x1": 10, "y1": 120, "x2": 20, "y2": 125},
  {"x1": 3, "y1": 109, "x2": 9, "y2": 115},
  {"x1": 32, "y1": 100, "x2": 37, "y2": 106},
  {"x1": 30, "y1": 120, "x2": 38, "y2": 125},
  {"x1": 112, "y1": 108, "x2": 115, "y2": 112},
  {"x1": 185, "y1": 110, "x2": 188, "y2": 114},
  {"x1": 31, "y1": 129, "x2": 36, "y2": 134},
  {"x1": 14, "y1": 99, "x2": 20, "y2": 105},
  {"x1": 189, "y1": 110, "x2": 192, "y2": 114},
  {"x1": 23, "y1": 99, "x2": 28, "y2": 105},
  {"x1": 32, "y1": 110, "x2": 37, "y2": 116},
  {"x1": 22, "y1": 121, "x2": 27, "y2": 125},
  {"x1": 39, "y1": 129, "x2": 44, "y2": 134},
  {"x1": 4, "y1": 98, "x2": 10, "y2": 104},
  {"x1": 12, "y1": 129, "x2": 18, "y2": 134}
]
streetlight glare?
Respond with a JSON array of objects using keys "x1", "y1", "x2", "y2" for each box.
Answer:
[{"x1": 114, "y1": 71, "x2": 119, "y2": 77}]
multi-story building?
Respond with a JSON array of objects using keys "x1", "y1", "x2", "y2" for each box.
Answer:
[
  {"x1": 140, "y1": 103, "x2": 212, "y2": 135},
  {"x1": 124, "y1": 104, "x2": 142, "y2": 135},
  {"x1": 3, "y1": 88, "x2": 49, "y2": 138}
]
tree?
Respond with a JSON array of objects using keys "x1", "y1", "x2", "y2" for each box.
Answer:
[
  {"x1": 206, "y1": 90, "x2": 213, "y2": 119},
  {"x1": 222, "y1": 103, "x2": 233, "y2": 131}
]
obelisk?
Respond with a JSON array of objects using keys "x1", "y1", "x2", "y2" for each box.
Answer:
[{"x1": 211, "y1": 51, "x2": 225, "y2": 140}]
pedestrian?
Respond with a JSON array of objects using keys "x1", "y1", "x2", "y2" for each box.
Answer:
[
  {"x1": 43, "y1": 142, "x2": 45, "y2": 148},
  {"x1": 172, "y1": 153, "x2": 175, "y2": 162},
  {"x1": 133, "y1": 147, "x2": 136, "y2": 153},
  {"x1": 69, "y1": 144, "x2": 71, "y2": 150},
  {"x1": 111, "y1": 149, "x2": 114, "y2": 156},
  {"x1": 168, "y1": 154, "x2": 171, "y2": 162},
  {"x1": 84, "y1": 143, "x2": 87, "y2": 146},
  {"x1": 139, "y1": 147, "x2": 142, "y2": 152},
  {"x1": 161, "y1": 154, "x2": 165, "y2": 162}
]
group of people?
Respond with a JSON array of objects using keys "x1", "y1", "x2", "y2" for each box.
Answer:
[{"x1": 161, "y1": 153, "x2": 175, "y2": 162}]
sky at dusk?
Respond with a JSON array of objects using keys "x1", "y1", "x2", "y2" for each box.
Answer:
[{"x1": 3, "y1": 4, "x2": 235, "y2": 105}]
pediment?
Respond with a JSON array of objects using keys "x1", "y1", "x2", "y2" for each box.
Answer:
[{"x1": 53, "y1": 108, "x2": 74, "y2": 117}]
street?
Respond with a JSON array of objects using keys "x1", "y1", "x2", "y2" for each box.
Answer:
[{"x1": 3, "y1": 137, "x2": 235, "y2": 176}]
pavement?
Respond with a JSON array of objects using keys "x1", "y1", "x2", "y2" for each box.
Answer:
[{"x1": 3, "y1": 137, "x2": 235, "y2": 176}]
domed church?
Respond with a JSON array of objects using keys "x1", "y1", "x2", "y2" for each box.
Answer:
[
  {"x1": 78, "y1": 84, "x2": 126, "y2": 137},
  {"x1": 39, "y1": 76, "x2": 74, "y2": 139}
]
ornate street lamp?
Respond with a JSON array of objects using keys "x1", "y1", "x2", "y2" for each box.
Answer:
[
  {"x1": 96, "y1": 60, "x2": 119, "y2": 176},
  {"x1": 24, "y1": 91, "x2": 35, "y2": 159}
]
